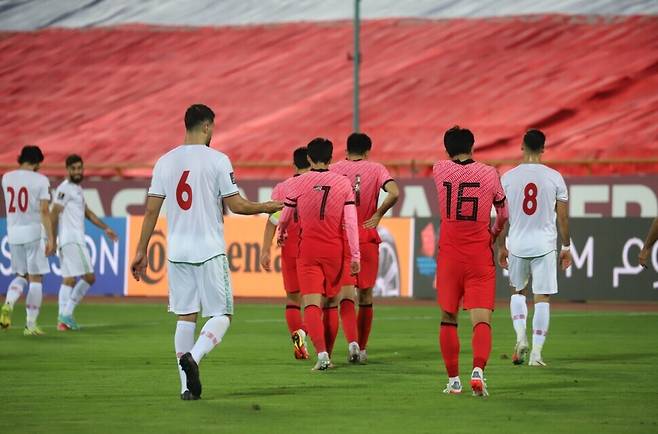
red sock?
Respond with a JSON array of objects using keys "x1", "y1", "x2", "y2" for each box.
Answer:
[
  {"x1": 440, "y1": 322, "x2": 460, "y2": 377},
  {"x1": 323, "y1": 306, "x2": 339, "y2": 356},
  {"x1": 285, "y1": 305, "x2": 303, "y2": 334},
  {"x1": 472, "y1": 322, "x2": 492, "y2": 370},
  {"x1": 340, "y1": 300, "x2": 358, "y2": 343},
  {"x1": 304, "y1": 305, "x2": 326, "y2": 354},
  {"x1": 357, "y1": 304, "x2": 373, "y2": 350}
]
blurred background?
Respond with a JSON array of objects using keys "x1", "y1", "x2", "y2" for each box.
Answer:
[{"x1": 1, "y1": 0, "x2": 657, "y2": 301}]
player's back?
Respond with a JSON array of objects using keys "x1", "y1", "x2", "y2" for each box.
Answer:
[
  {"x1": 330, "y1": 159, "x2": 393, "y2": 243},
  {"x1": 432, "y1": 159, "x2": 505, "y2": 265},
  {"x1": 502, "y1": 163, "x2": 568, "y2": 258},
  {"x1": 286, "y1": 170, "x2": 353, "y2": 258},
  {"x1": 1, "y1": 169, "x2": 50, "y2": 244},
  {"x1": 272, "y1": 175, "x2": 301, "y2": 258},
  {"x1": 149, "y1": 145, "x2": 238, "y2": 263}
]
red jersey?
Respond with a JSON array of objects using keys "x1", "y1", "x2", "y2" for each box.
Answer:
[
  {"x1": 432, "y1": 159, "x2": 506, "y2": 265},
  {"x1": 271, "y1": 175, "x2": 301, "y2": 258},
  {"x1": 279, "y1": 169, "x2": 359, "y2": 261},
  {"x1": 330, "y1": 159, "x2": 394, "y2": 244}
]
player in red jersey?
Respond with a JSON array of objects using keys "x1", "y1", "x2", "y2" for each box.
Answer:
[
  {"x1": 331, "y1": 133, "x2": 399, "y2": 363},
  {"x1": 261, "y1": 147, "x2": 310, "y2": 360},
  {"x1": 432, "y1": 126, "x2": 508, "y2": 397},
  {"x1": 278, "y1": 138, "x2": 360, "y2": 371}
]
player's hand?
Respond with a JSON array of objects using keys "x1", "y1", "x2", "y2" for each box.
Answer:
[
  {"x1": 638, "y1": 247, "x2": 650, "y2": 269},
  {"x1": 131, "y1": 249, "x2": 148, "y2": 281},
  {"x1": 262, "y1": 201, "x2": 284, "y2": 214},
  {"x1": 45, "y1": 239, "x2": 56, "y2": 256},
  {"x1": 104, "y1": 227, "x2": 119, "y2": 242},
  {"x1": 260, "y1": 250, "x2": 272, "y2": 272},
  {"x1": 277, "y1": 233, "x2": 286, "y2": 247},
  {"x1": 559, "y1": 248, "x2": 572, "y2": 270},
  {"x1": 497, "y1": 246, "x2": 509, "y2": 269},
  {"x1": 363, "y1": 212, "x2": 383, "y2": 229},
  {"x1": 350, "y1": 260, "x2": 361, "y2": 275}
]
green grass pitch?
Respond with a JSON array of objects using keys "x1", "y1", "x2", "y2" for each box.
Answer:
[{"x1": 1, "y1": 301, "x2": 657, "y2": 434}]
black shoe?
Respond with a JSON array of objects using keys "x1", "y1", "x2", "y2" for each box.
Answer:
[
  {"x1": 180, "y1": 390, "x2": 200, "y2": 401},
  {"x1": 179, "y1": 352, "x2": 202, "y2": 397}
]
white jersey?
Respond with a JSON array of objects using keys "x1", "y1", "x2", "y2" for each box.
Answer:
[
  {"x1": 53, "y1": 179, "x2": 86, "y2": 246},
  {"x1": 148, "y1": 145, "x2": 239, "y2": 264},
  {"x1": 1, "y1": 169, "x2": 50, "y2": 244},
  {"x1": 502, "y1": 163, "x2": 568, "y2": 258}
]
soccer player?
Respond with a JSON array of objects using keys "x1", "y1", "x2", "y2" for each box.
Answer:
[
  {"x1": 433, "y1": 126, "x2": 508, "y2": 396},
  {"x1": 50, "y1": 154, "x2": 118, "y2": 331},
  {"x1": 331, "y1": 133, "x2": 399, "y2": 363},
  {"x1": 639, "y1": 217, "x2": 658, "y2": 268},
  {"x1": 498, "y1": 129, "x2": 572, "y2": 367},
  {"x1": 260, "y1": 147, "x2": 310, "y2": 360},
  {"x1": 278, "y1": 137, "x2": 360, "y2": 371},
  {"x1": 0, "y1": 146, "x2": 55, "y2": 335},
  {"x1": 131, "y1": 104, "x2": 282, "y2": 400}
]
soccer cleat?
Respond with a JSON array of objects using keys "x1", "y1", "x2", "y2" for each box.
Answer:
[
  {"x1": 512, "y1": 341, "x2": 529, "y2": 365},
  {"x1": 0, "y1": 304, "x2": 12, "y2": 329},
  {"x1": 292, "y1": 329, "x2": 309, "y2": 360},
  {"x1": 57, "y1": 322, "x2": 70, "y2": 331},
  {"x1": 529, "y1": 351, "x2": 547, "y2": 367},
  {"x1": 179, "y1": 353, "x2": 202, "y2": 397},
  {"x1": 311, "y1": 352, "x2": 331, "y2": 371},
  {"x1": 358, "y1": 349, "x2": 368, "y2": 364},
  {"x1": 23, "y1": 325, "x2": 45, "y2": 336},
  {"x1": 443, "y1": 379, "x2": 463, "y2": 395},
  {"x1": 348, "y1": 342, "x2": 360, "y2": 364},
  {"x1": 470, "y1": 368, "x2": 489, "y2": 397},
  {"x1": 180, "y1": 390, "x2": 200, "y2": 401},
  {"x1": 59, "y1": 315, "x2": 80, "y2": 331}
]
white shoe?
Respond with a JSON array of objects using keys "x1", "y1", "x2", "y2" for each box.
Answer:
[
  {"x1": 513, "y1": 341, "x2": 529, "y2": 365},
  {"x1": 443, "y1": 378, "x2": 462, "y2": 394},
  {"x1": 358, "y1": 349, "x2": 368, "y2": 364},
  {"x1": 312, "y1": 352, "x2": 331, "y2": 371},
  {"x1": 470, "y1": 368, "x2": 489, "y2": 397},
  {"x1": 529, "y1": 351, "x2": 547, "y2": 367},
  {"x1": 348, "y1": 342, "x2": 360, "y2": 363}
]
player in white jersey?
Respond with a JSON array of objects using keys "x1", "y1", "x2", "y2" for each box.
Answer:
[
  {"x1": 131, "y1": 104, "x2": 283, "y2": 400},
  {"x1": 497, "y1": 130, "x2": 572, "y2": 366},
  {"x1": 0, "y1": 146, "x2": 55, "y2": 335},
  {"x1": 50, "y1": 155, "x2": 118, "y2": 331}
]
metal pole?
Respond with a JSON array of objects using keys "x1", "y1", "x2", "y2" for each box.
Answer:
[{"x1": 353, "y1": 0, "x2": 361, "y2": 132}]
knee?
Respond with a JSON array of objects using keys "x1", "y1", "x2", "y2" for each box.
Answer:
[
  {"x1": 441, "y1": 311, "x2": 458, "y2": 324},
  {"x1": 62, "y1": 277, "x2": 76, "y2": 286},
  {"x1": 83, "y1": 274, "x2": 96, "y2": 285},
  {"x1": 358, "y1": 288, "x2": 373, "y2": 305},
  {"x1": 534, "y1": 294, "x2": 550, "y2": 304}
]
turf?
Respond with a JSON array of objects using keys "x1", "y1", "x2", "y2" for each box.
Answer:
[{"x1": 1, "y1": 301, "x2": 657, "y2": 434}]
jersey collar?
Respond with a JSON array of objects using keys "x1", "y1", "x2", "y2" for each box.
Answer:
[
  {"x1": 452, "y1": 159, "x2": 475, "y2": 165},
  {"x1": 311, "y1": 168, "x2": 329, "y2": 172}
]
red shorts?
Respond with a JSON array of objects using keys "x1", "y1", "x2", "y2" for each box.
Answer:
[
  {"x1": 436, "y1": 255, "x2": 495, "y2": 313},
  {"x1": 297, "y1": 255, "x2": 343, "y2": 298},
  {"x1": 341, "y1": 242, "x2": 379, "y2": 289},
  {"x1": 281, "y1": 255, "x2": 300, "y2": 294}
]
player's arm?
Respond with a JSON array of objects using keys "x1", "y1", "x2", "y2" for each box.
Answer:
[
  {"x1": 556, "y1": 200, "x2": 572, "y2": 270},
  {"x1": 224, "y1": 193, "x2": 282, "y2": 215},
  {"x1": 639, "y1": 217, "x2": 658, "y2": 268},
  {"x1": 41, "y1": 199, "x2": 55, "y2": 256},
  {"x1": 344, "y1": 201, "x2": 361, "y2": 275},
  {"x1": 85, "y1": 205, "x2": 118, "y2": 242},
  {"x1": 364, "y1": 180, "x2": 400, "y2": 229},
  {"x1": 260, "y1": 218, "x2": 278, "y2": 272},
  {"x1": 497, "y1": 221, "x2": 510, "y2": 269},
  {"x1": 491, "y1": 197, "x2": 509, "y2": 241},
  {"x1": 131, "y1": 196, "x2": 164, "y2": 281}
]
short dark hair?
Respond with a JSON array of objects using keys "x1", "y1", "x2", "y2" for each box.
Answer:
[
  {"x1": 17, "y1": 145, "x2": 44, "y2": 165},
  {"x1": 523, "y1": 129, "x2": 545, "y2": 152},
  {"x1": 65, "y1": 154, "x2": 83, "y2": 168},
  {"x1": 443, "y1": 126, "x2": 474, "y2": 157},
  {"x1": 346, "y1": 133, "x2": 372, "y2": 155},
  {"x1": 293, "y1": 147, "x2": 310, "y2": 170},
  {"x1": 184, "y1": 104, "x2": 215, "y2": 130},
  {"x1": 306, "y1": 138, "x2": 333, "y2": 164}
]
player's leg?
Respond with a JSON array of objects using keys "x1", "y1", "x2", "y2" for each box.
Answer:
[
  {"x1": 508, "y1": 254, "x2": 530, "y2": 364},
  {"x1": 356, "y1": 242, "x2": 379, "y2": 363},
  {"x1": 1, "y1": 244, "x2": 28, "y2": 329},
  {"x1": 298, "y1": 257, "x2": 329, "y2": 369},
  {"x1": 24, "y1": 239, "x2": 50, "y2": 335},
  {"x1": 436, "y1": 255, "x2": 463, "y2": 394},
  {"x1": 338, "y1": 284, "x2": 359, "y2": 363},
  {"x1": 281, "y1": 256, "x2": 308, "y2": 359},
  {"x1": 61, "y1": 243, "x2": 94, "y2": 328},
  {"x1": 529, "y1": 252, "x2": 558, "y2": 366},
  {"x1": 175, "y1": 313, "x2": 198, "y2": 400},
  {"x1": 57, "y1": 276, "x2": 75, "y2": 330},
  {"x1": 323, "y1": 295, "x2": 339, "y2": 362}
]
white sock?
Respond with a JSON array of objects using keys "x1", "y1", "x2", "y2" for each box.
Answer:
[
  {"x1": 5, "y1": 276, "x2": 27, "y2": 308},
  {"x1": 190, "y1": 315, "x2": 230, "y2": 364},
  {"x1": 63, "y1": 280, "x2": 91, "y2": 316},
  {"x1": 25, "y1": 282, "x2": 43, "y2": 328},
  {"x1": 510, "y1": 294, "x2": 528, "y2": 344},
  {"x1": 58, "y1": 285, "x2": 73, "y2": 316},
  {"x1": 175, "y1": 320, "x2": 196, "y2": 394},
  {"x1": 532, "y1": 302, "x2": 550, "y2": 354}
]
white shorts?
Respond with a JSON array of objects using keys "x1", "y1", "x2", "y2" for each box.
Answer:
[
  {"x1": 508, "y1": 251, "x2": 558, "y2": 295},
  {"x1": 168, "y1": 255, "x2": 234, "y2": 317},
  {"x1": 58, "y1": 243, "x2": 93, "y2": 277},
  {"x1": 9, "y1": 240, "x2": 50, "y2": 276}
]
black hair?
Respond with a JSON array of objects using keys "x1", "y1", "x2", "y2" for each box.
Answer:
[
  {"x1": 65, "y1": 154, "x2": 83, "y2": 168},
  {"x1": 17, "y1": 145, "x2": 44, "y2": 165},
  {"x1": 346, "y1": 132, "x2": 372, "y2": 155},
  {"x1": 443, "y1": 126, "x2": 474, "y2": 158},
  {"x1": 184, "y1": 104, "x2": 215, "y2": 130},
  {"x1": 306, "y1": 138, "x2": 333, "y2": 164},
  {"x1": 293, "y1": 147, "x2": 310, "y2": 170},
  {"x1": 523, "y1": 129, "x2": 545, "y2": 152}
]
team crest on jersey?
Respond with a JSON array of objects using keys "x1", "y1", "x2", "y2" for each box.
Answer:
[
  {"x1": 230, "y1": 172, "x2": 236, "y2": 184},
  {"x1": 58, "y1": 192, "x2": 65, "y2": 200}
]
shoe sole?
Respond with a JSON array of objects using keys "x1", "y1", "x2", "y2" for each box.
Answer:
[
  {"x1": 179, "y1": 353, "x2": 202, "y2": 397},
  {"x1": 348, "y1": 353, "x2": 359, "y2": 364},
  {"x1": 181, "y1": 391, "x2": 200, "y2": 401},
  {"x1": 513, "y1": 346, "x2": 529, "y2": 365},
  {"x1": 470, "y1": 379, "x2": 488, "y2": 397},
  {"x1": 292, "y1": 333, "x2": 308, "y2": 359}
]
